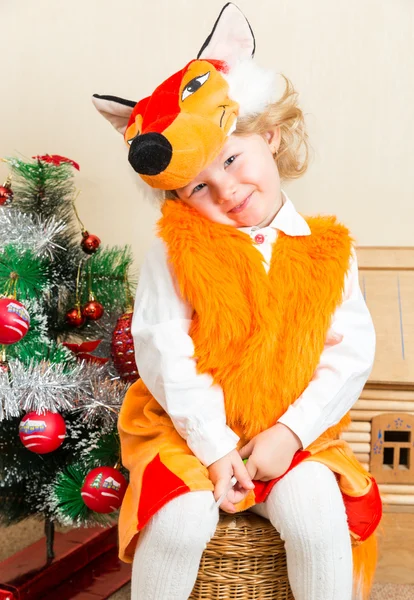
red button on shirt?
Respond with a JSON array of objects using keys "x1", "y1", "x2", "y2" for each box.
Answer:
[{"x1": 254, "y1": 233, "x2": 265, "y2": 244}]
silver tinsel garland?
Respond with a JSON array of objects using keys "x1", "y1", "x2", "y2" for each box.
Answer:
[
  {"x1": 74, "y1": 370, "x2": 129, "y2": 428},
  {"x1": 0, "y1": 359, "x2": 130, "y2": 422},
  {"x1": 0, "y1": 359, "x2": 90, "y2": 417},
  {"x1": 0, "y1": 207, "x2": 66, "y2": 259},
  {"x1": 0, "y1": 369, "x2": 20, "y2": 420}
]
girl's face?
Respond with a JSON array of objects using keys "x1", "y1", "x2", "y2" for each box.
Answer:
[{"x1": 175, "y1": 130, "x2": 282, "y2": 228}]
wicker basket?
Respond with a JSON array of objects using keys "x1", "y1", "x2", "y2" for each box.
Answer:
[{"x1": 190, "y1": 511, "x2": 293, "y2": 600}]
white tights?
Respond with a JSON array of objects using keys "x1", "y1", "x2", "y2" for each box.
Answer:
[{"x1": 131, "y1": 462, "x2": 353, "y2": 600}]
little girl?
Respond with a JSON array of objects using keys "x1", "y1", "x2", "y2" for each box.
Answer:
[{"x1": 93, "y1": 4, "x2": 382, "y2": 600}]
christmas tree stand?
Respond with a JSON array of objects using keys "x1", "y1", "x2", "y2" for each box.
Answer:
[{"x1": 0, "y1": 524, "x2": 131, "y2": 599}]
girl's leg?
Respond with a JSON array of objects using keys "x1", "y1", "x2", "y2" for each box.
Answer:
[
  {"x1": 131, "y1": 491, "x2": 218, "y2": 600},
  {"x1": 254, "y1": 461, "x2": 353, "y2": 600}
]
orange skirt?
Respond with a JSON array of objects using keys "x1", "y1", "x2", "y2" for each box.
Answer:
[{"x1": 118, "y1": 379, "x2": 381, "y2": 567}]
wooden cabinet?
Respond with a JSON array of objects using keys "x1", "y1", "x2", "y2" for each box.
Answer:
[{"x1": 347, "y1": 247, "x2": 414, "y2": 509}]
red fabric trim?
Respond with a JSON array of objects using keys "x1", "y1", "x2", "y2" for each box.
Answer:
[
  {"x1": 341, "y1": 477, "x2": 383, "y2": 542},
  {"x1": 253, "y1": 451, "x2": 382, "y2": 542},
  {"x1": 137, "y1": 454, "x2": 191, "y2": 530},
  {"x1": 253, "y1": 450, "x2": 311, "y2": 504}
]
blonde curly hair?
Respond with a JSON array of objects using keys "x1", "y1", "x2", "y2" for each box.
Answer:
[{"x1": 234, "y1": 76, "x2": 309, "y2": 181}]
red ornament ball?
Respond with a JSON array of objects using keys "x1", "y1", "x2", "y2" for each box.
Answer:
[
  {"x1": 81, "y1": 232, "x2": 101, "y2": 255},
  {"x1": 19, "y1": 411, "x2": 66, "y2": 454},
  {"x1": 111, "y1": 312, "x2": 139, "y2": 382},
  {"x1": 0, "y1": 185, "x2": 13, "y2": 206},
  {"x1": 66, "y1": 306, "x2": 85, "y2": 327},
  {"x1": 0, "y1": 297, "x2": 30, "y2": 344},
  {"x1": 81, "y1": 466, "x2": 127, "y2": 513},
  {"x1": 82, "y1": 300, "x2": 104, "y2": 321}
]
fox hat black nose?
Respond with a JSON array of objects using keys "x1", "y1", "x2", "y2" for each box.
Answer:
[{"x1": 128, "y1": 132, "x2": 173, "y2": 176}]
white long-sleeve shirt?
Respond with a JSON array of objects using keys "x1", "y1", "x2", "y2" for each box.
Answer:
[{"x1": 131, "y1": 193, "x2": 376, "y2": 467}]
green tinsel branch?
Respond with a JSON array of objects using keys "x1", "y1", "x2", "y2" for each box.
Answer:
[
  {"x1": 0, "y1": 245, "x2": 50, "y2": 299},
  {"x1": 5, "y1": 156, "x2": 84, "y2": 289},
  {"x1": 6, "y1": 157, "x2": 75, "y2": 220},
  {"x1": 83, "y1": 245, "x2": 135, "y2": 310},
  {"x1": 80, "y1": 430, "x2": 124, "y2": 470}
]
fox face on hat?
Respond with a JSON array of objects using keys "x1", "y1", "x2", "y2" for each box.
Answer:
[{"x1": 92, "y1": 3, "x2": 276, "y2": 190}]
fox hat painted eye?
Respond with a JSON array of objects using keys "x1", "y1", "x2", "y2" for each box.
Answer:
[{"x1": 181, "y1": 72, "x2": 210, "y2": 101}]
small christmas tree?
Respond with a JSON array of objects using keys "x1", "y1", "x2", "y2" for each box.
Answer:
[{"x1": 0, "y1": 155, "x2": 138, "y2": 559}]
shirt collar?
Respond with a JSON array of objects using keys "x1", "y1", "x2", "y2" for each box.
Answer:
[{"x1": 238, "y1": 191, "x2": 311, "y2": 237}]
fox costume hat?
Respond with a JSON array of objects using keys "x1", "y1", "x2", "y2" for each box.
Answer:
[{"x1": 92, "y1": 3, "x2": 277, "y2": 190}]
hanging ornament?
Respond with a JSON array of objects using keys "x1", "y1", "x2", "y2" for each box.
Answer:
[
  {"x1": 81, "y1": 231, "x2": 101, "y2": 255},
  {"x1": 63, "y1": 339, "x2": 109, "y2": 365},
  {"x1": 111, "y1": 310, "x2": 139, "y2": 382},
  {"x1": 81, "y1": 466, "x2": 127, "y2": 513},
  {"x1": 71, "y1": 190, "x2": 101, "y2": 254},
  {"x1": 111, "y1": 274, "x2": 138, "y2": 382},
  {"x1": 82, "y1": 292, "x2": 104, "y2": 321},
  {"x1": 0, "y1": 174, "x2": 13, "y2": 206},
  {"x1": 65, "y1": 304, "x2": 85, "y2": 327},
  {"x1": 19, "y1": 410, "x2": 66, "y2": 454},
  {"x1": 66, "y1": 262, "x2": 86, "y2": 327},
  {"x1": 81, "y1": 261, "x2": 104, "y2": 321},
  {"x1": 0, "y1": 296, "x2": 30, "y2": 345}
]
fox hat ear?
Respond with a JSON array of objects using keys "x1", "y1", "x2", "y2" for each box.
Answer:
[
  {"x1": 197, "y1": 2, "x2": 255, "y2": 66},
  {"x1": 92, "y1": 94, "x2": 136, "y2": 134}
]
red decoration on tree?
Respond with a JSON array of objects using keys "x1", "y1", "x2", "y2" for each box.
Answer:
[
  {"x1": 111, "y1": 311, "x2": 139, "y2": 382},
  {"x1": 81, "y1": 231, "x2": 101, "y2": 255},
  {"x1": 0, "y1": 297, "x2": 30, "y2": 344},
  {"x1": 19, "y1": 411, "x2": 66, "y2": 454},
  {"x1": 81, "y1": 466, "x2": 127, "y2": 513},
  {"x1": 0, "y1": 176, "x2": 13, "y2": 206},
  {"x1": 63, "y1": 339, "x2": 109, "y2": 365},
  {"x1": 32, "y1": 154, "x2": 80, "y2": 171},
  {"x1": 82, "y1": 292, "x2": 104, "y2": 321},
  {"x1": 65, "y1": 305, "x2": 85, "y2": 328}
]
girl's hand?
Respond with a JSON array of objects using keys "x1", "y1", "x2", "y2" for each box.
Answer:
[
  {"x1": 239, "y1": 423, "x2": 302, "y2": 481},
  {"x1": 208, "y1": 449, "x2": 254, "y2": 513}
]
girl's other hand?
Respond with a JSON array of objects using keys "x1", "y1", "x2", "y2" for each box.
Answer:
[
  {"x1": 239, "y1": 423, "x2": 302, "y2": 481},
  {"x1": 208, "y1": 449, "x2": 254, "y2": 513}
]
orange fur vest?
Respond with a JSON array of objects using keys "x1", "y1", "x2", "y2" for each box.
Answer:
[{"x1": 158, "y1": 199, "x2": 353, "y2": 442}]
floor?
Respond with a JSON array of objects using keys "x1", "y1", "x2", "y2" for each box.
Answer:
[
  {"x1": 0, "y1": 512, "x2": 413, "y2": 599},
  {"x1": 109, "y1": 582, "x2": 414, "y2": 599}
]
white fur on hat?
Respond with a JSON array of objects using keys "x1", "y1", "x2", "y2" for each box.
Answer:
[{"x1": 223, "y1": 58, "x2": 278, "y2": 117}]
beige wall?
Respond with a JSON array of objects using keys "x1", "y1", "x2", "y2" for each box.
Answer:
[{"x1": 1, "y1": 0, "x2": 413, "y2": 268}]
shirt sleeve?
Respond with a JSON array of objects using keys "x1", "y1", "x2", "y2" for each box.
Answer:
[
  {"x1": 131, "y1": 238, "x2": 239, "y2": 467},
  {"x1": 277, "y1": 248, "x2": 376, "y2": 449}
]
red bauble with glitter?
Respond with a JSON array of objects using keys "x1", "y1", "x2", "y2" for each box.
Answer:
[
  {"x1": 81, "y1": 231, "x2": 101, "y2": 255},
  {"x1": 19, "y1": 410, "x2": 66, "y2": 454},
  {"x1": 0, "y1": 185, "x2": 13, "y2": 206},
  {"x1": 82, "y1": 299, "x2": 104, "y2": 321},
  {"x1": 66, "y1": 306, "x2": 85, "y2": 327},
  {"x1": 81, "y1": 466, "x2": 127, "y2": 513},
  {"x1": 0, "y1": 297, "x2": 30, "y2": 344},
  {"x1": 111, "y1": 311, "x2": 139, "y2": 382}
]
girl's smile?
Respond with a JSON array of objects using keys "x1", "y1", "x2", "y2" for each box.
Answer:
[
  {"x1": 175, "y1": 129, "x2": 283, "y2": 228},
  {"x1": 228, "y1": 192, "x2": 252, "y2": 214}
]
